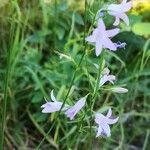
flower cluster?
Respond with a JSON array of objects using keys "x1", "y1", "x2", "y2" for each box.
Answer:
[
  {"x1": 41, "y1": 90, "x2": 87, "y2": 120},
  {"x1": 41, "y1": 0, "x2": 132, "y2": 138}
]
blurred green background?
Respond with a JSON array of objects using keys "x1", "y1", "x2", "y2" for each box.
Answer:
[{"x1": 0, "y1": 0, "x2": 150, "y2": 149}]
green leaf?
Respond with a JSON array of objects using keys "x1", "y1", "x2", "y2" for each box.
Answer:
[
  {"x1": 132, "y1": 22, "x2": 150, "y2": 36},
  {"x1": 55, "y1": 26, "x2": 65, "y2": 40},
  {"x1": 32, "y1": 91, "x2": 43, "y2": 103},
  {"x1": 32, "y1": 112, "x2": 48, "y2": 123},
  {"x1": 74, "y1": 13, "x2": 84, "y2": 25}
]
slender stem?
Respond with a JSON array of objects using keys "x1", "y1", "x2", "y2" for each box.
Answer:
[
  {"x1": 89, "y1": 51, "x2": 104, "y2": 149},
  {"x1": 142, "y1": 130, "x2": 150, "y2": 150},
  {"x1": 91, "y1": 51, "x2": 104, "y2": 109},
  {"x1": 36, "y1": 0, "x2": 88, "y2": 149}
]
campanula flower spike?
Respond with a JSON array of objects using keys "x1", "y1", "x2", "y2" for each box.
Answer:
[
  {"x1": 107, "y1": 0, "x2": 132, "y2": 26},
  {"x1": 99, "y1": 68, "x2": 116, "y2": 87},
  {"x1": 95, "y1": 108, "x2": 119, "y2": 137},
  {"x1": 65, "y1": 95, "x2": 87, "y2": 120},
  {"x1": 85, "y1": 19, "x2": 120, "y2": 56},
  {"x1": 39, "y1": 1, "x2": 131, "y2": 145},
  {"x1": 41, "y1": 90, "x2": 69, "y2": 113}
]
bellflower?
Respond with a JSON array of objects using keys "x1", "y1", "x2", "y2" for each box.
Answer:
[
  {"x1": 41, "y1": 90, "x2": 69, "y2": 113},
  {"x1": 95, "y1": 108, "x2": 119, "y2": 137},
  {"x1": 65, "y1": 96, "x2": 87, "y2": 120},
  {"x1": 99, "y1": 67, "x2": 116, "y2": 87},
  {"x1": 107, "y1": 0, "x2": 132, "y2": 26},
  {"x1": 85, "y1": 19, "x2": 120, "y2": 56}
]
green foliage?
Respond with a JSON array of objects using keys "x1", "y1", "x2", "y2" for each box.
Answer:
[
  {"x1": 132, "y1": 22, "x2": 150, "y2": 36},
  {"x1": 0, "y1": 0, "x2": 150, "y2": 149}
]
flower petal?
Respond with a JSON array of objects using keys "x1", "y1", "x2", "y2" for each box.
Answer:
[
  {"x1": 51, "y1": 90, "x2": 57, "y2": 102},
  {"x1": 107, "y1": 117, "x2": 119, "y2": 125},
  {"x1": 106, "y1": 28, "x2": 120, "y2": 37},
  {"x1": 96, "y1": 41, "x2": 103, "y2": 56},
  {"x1": 65, "y1": 108, "x2": 76, "y2": 120},
  {"x1": 65, "y1": 96, "x2": 87, "y2": 120},
  {"x1": 41, "y1": 102, "x2": 62, "y2": 113},
  {"x1": 101, "y1": 123, "x2": 111, "y2": 137},
  {"x1": 41, "y1": 103, "x2": 49, "y2": 108},
  {"x1": 121, "y1": 1, "x2": 132, "y2": 12},
  {"x1": 103, "y1": 37, "x2": 117, "y2": 51},
  {"x1": 119, "y1": 13, "x2": 129, "y2": 25},
  {"x1": 113, "y1": 17, "x2": 120, "y2": 26},
  {"x1": 107, "y1": 75, "x2": 116, "y2": 84},
  {"x1": 106, "y1": 108, "x2": 112, "y2": 118},
  {"x1": 98, "y1": 18, "x2": 106, "y2": 31},
  {"x1": 108, "y1": 2, "x2": 132, "y2": 13},
  {"x1": 85, "y1": 35, "x2": 96, "y2": 43},
  {"x1": 99, "y1": 75, "x2": 109, "y2": 86},
  {"x1": 96, "y1": 125, "x2": 103, "y2": 137},
  {"x1": 95, "y1": 113, "x2": 106, "y2": 124}
]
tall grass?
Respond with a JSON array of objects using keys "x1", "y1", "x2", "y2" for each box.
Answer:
[
  {"x1": 0, "y1": 1, "x2": 28, "y2": 148},
  {"x1": 0, "y1": 1, "x2": 21, "y2": 148},
  {"x1": 0, "y1": 0, "x2": 150, "y2": 149}
]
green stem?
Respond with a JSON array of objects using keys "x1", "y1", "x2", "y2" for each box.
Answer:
[
  {"x1": 91, "y1": 51, "x2": 104, "y2": 109},
  {"x1": 89, "y1": 51, "x2": 104, "y2": 149},
  {"x1": 142, "y1": 130, "x2": 150, "y2": 150}
]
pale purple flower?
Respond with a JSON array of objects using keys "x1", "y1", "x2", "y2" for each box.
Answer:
[
  {"x1": 85, "y1": 19, "x2": 120, "y2": 56},
  {"x1": 65, "y1": 96, "x2": 87, "y2": 120},
  {"x1": 41, "y1": 90, "x2": 69, "y2": 113},
  {"x1": 95, "y1": 108, "x2": 119, "y2": 137},
  {"x1": 99, "y1": 68, "x2": 116, "y2": 87},
  {"x1": 41, "y1": 91, "x2": 87, "y2": 120},
  {"x1": 111, "y1": 87, "x2": 128, "y2": 93},
  {"x1": 114, "y1": 41, "x2": 127, "y2": 49},
  {"x1": 107, "y1": 0, "x2": 132, "y2": 26}
]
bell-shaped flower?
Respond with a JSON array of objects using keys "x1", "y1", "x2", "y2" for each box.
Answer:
[
  {"x1": 65, "y1": 96, "x2": 87, "y2": 120},
  {"x1": 99, "y1": 68, "x2": 116, "y2": 87},
  {"x1": 107, "y1": 0, "x2": 132, "y2": 26},
  {"x1": 95, "y1": 108, "x2": 119, "y2": 137},
  {"x1": 41, "y1": 90, "x2": 69, "y2": 113},
  {"x1": 85, "y1": 19, "x2": 120, "y2": 56}
]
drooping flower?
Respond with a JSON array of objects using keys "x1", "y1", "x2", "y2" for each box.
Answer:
[
  {"x1": 110, "y1": 87, "x2": 128, "y2": 93},
  {"x1": 41, "y1": 90, "x2": 87, "y2": 120},
  {"x1": 99, "y1": 67, "x2": 116, "y2": 87},
  {"x1": 65, "y1": 96, "x2": 87, "y2": 120},
  {"x1": 107, "y1": 0, "x2": 132, "y2": 26},
  {"x1": 85, "y1": 19, "x2": 120, "y2": 56},
  {"x1": 95, "y1": 108, "x2": 119, "y2": 137},
  {"x1": 41, "y1": 90, "x2": 69, "y2": 113}
]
